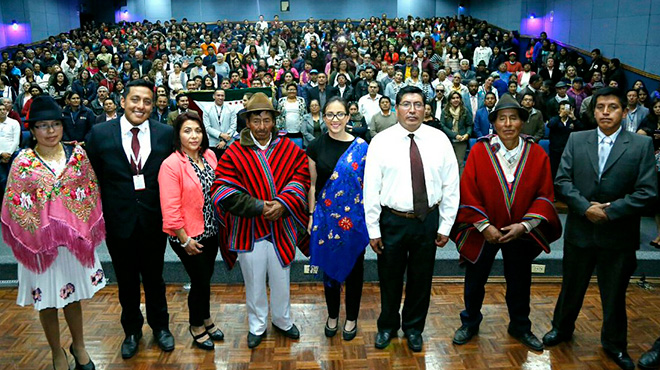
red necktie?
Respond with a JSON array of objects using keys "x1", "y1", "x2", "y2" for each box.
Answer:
[
  {"x1": 409, "y1": 133, "x2": 429, "y2": 221},
  {"x1": 130, "y1": 127, "x2": 141, "y2": 174}
]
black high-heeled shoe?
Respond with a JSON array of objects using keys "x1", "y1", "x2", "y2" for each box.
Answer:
[
  {"x1": 205, "y1": 323, "x2": 225, "y2": 341},
  {"x1": 69, "y1": 344, "x2": 95, "y2": 370},
  {"x1": 189, "y1": 326, "x2": 214, "y2": 350}
]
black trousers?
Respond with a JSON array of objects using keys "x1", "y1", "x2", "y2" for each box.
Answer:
[
  {"x1": 106, "y1": 223, "x2": 169, "y2": 335},
  {"x1": 170, "y1": 234, "x2": 219, "y2": 326},
  {"x1": 377, "y1": 208, "x2": 439, "y2": 334},
  {"x1": 324, "y1": 252, "x2": 365, "y2": 321},
  {"x1": 552, "y1": 242, "x2": 636, "y2": 352},
  {"x1": 460, "y1": 240, "x2": 541, "y2": 334}
]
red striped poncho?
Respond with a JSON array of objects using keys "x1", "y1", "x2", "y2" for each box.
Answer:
[
  {"x1": 212, "y1": 132, "x2": 310, "y2": 268},
  {"x1": 450, "y1": 136, "x2": 563, "y2": 263}
]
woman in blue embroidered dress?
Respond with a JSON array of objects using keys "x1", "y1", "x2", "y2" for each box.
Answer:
[{"x1": 307, "y1": 96, "x2": 369, "y2": 341}]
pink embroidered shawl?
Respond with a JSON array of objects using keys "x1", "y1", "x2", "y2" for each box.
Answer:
[{"x1": 1, "y1": 144, "x2": 105, "y2": 273}]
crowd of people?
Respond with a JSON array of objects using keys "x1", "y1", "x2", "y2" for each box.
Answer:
[{"x1": 1, "y1": 13, "x2": 660, "y2": 370}]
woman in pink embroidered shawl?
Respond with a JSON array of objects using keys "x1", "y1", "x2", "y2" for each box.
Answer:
[{"x1": 1, "y1": 96, "x2": 105, "y2": 370}]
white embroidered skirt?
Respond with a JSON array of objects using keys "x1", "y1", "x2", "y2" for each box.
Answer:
[{"x1": 16, "y1": 246, "x2": 106, "y2": 311}]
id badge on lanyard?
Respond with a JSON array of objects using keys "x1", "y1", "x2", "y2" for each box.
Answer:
[{"x1": 130, "y1": 151, "x2": 145, "y2": 191}]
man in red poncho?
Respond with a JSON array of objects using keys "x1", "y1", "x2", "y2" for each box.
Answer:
[
  {"x1": 450, "y1": 94, "x2": 562, "y2": 351},
  {"x1": 212, "y1": 92, "x2": 310, "y2": 349}
]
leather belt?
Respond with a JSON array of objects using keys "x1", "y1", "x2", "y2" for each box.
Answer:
[{"x1": 383, "y1": 203, "x2": 439, "y2": 219}]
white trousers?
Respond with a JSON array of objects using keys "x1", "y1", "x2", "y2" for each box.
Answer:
[{"x1": 238, "y1": 239, "x2": 292, "y2": 335}]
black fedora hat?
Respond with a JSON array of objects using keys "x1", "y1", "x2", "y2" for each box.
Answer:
[
  {"x1": 25, "y1": 95, "x2": 64, "y2": 123},
  {"x1": 488, "y1": 94, "x2": 529, "y2": 123}
]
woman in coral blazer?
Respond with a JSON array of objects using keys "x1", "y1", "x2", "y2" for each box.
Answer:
[{"x1": 158, "y1": 111, "x2": 223, "y2": 351}]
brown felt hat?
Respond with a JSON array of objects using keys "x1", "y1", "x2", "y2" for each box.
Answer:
[
  {"x1": 239, "y1": 92, "x2": 279, "y2": 119},
  {"x1": 488, "y1": 93, "x2": 529, "y2": 123}
]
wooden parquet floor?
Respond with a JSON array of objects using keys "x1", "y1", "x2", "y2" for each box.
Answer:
[{"x1": 0, "y1": 280, "x2": 659, "y2": 369}]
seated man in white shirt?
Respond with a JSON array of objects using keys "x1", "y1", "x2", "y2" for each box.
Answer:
[{"x1": 0, "y1": 103, "x2": 21, "y2": 197}]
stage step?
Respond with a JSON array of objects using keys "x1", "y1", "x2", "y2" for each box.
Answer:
[{"x1": 1, "y1": 215, "x2": 660, "y2": 285}]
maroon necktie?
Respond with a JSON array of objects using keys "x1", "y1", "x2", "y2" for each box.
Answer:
[
  {"x1": 409, "y1": 133, "x2": 429, "y2": 221},
  {"x1": 130, "y1": 127, "x2": 141, "y2": 174}
]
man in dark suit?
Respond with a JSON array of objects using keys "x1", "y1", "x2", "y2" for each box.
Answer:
[
  {"x1": 543, "y1": 87, "x2": 657, "y2": 370},
  {"x1": 132, "y1": 50, "x2": 152, "y2": 77},
  {"x1": 86, "y1": 80, "x2": 175, "y2": 359},
  {"x1": 307, "y1": 72, "x2": 335, "y2": 109},
  {"x1": 539, "y1": 56, "x2": 561, "y2": 88},
  {"x1": 330, "y1": 73, "x2": 354, "y2": 102},
  {"x1": 95, "y1": 98, "x2": 119, "y2": 123}
]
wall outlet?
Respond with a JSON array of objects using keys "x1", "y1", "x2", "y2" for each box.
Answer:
[
  {"x1": 303, "y1": 265, "x2": 319, "y2": 274},
  {"x1": 531, "y1": 264, "x2": 546, "y2": 274}
]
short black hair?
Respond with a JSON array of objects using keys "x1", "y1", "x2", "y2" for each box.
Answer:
[
  {"x1": 395, "y1": 85, "x2": 425, "y2": 106},
  {"x1": 592, "y1": 87, "x2": 627, "y2": 110},
  {"x1": 123, "y1": 79, "x2": 155, "y2": 98},
  {"x1": 529, "y1": 75, "x2": 542, "y2": 84},
  {"x1": 172, "y1": 111, "x2": 210, "y2": 153}
]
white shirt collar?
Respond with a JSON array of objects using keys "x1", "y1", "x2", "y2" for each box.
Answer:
[
  {"x1": 120, "y1": 115, "x2": 149, "y2": 135},
  {"x1": 250, "y1": 131, "x2": 272, "y2": 150},
  {"x1": 492, "y1": 135, "x2": 523, "y2": 163},
  {"x1": 597, "y1": 125, "x2": 622, "y2": 142}
]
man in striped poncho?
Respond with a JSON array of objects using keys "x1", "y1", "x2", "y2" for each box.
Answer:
[{"x1": 211, "y1": 92, "x2": 310, "y2": 349}]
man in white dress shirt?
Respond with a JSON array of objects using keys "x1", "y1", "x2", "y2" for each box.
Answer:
[
  {"x1": 364, "y1": 85, "x2": 460, "y2": 352},
  {"x1": 358, "y1": 81, "x2": 383, "y2": 128},
  {"x1": 0, "y1": 103, "x2": 20, "y2": 197}
]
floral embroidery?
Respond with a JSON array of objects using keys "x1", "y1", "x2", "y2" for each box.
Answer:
[
  {"x1": 346, "y1": 153, "x2": 353, "y2": 163},
  {"x1": 324, "y1": 199, "x2": 332, "y2": 207},
  {"x1": 330, "y1": 171, "x2": 339, "y2": 180},
  {"x1": 338, "y1": 217, "x2": 353, "y2": 231},
  {"x1": 4, "y1": 146, "x2": 101, "y2": 234},
  {"x1": 354, "y1": 194, "x2": 360, "y2": 204},
  {"x1": 330, "y1": 213, "x2": 341, "y2": 219},
  {"x1": 59, "y1": 283, "x2": 75, "y2": 300},
  {"x1": 90, "y1": 269, "x2": 104, "y2": 286},
  {"x1": 334, "y1": 190, "x2": 344, "y2": 198},
  {"x1": 32, "y1": 288, "x2": 42, "y2": 302},
  {"x1": 327, "y1": 230, "x2": 334, "y2": 239},
  {"x1": 344, "y1": 206, "x2": 351, "y2": 212},
  {"x1": 352, "y1": 162, "x2": 359, "y2": 171}
]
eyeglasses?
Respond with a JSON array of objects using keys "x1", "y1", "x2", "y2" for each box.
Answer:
[
  {"x1": 398, "y1": 102, "x2": 424, "y2": 110},
  {"x1": 324, "y1": 112, "x2": 347, "y2": 120},
  {"x1": 34, "y1": 122, "x2": 63, "y2": 131}
]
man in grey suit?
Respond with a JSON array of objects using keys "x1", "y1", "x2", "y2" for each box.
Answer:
[
  {"x1": 202, "y1": 88, "x2": 237, "y2": 157},
  {"x1": 543, "y1": 87, "x2": 657, "y2": 370}
]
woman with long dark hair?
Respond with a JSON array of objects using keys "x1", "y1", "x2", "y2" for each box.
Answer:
[{"x1": 307, "y1": 97, "x2": 369, "y2": 341}]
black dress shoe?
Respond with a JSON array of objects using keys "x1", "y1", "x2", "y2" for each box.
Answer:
[
  {"x1": 70, "y1": 344, "x2": 95, "y2": 370},
  {"x1": 508, "y1": 329, "x2": 543, "y2": 351},
  {"x1": 154, "y1": 329, "x2": 175, "y2": 352},
  {"x1": 453, "y1": 325, "x2": 479, "y2": 345},
  {"x1": 189, "y1": 326, "x2": 214, "y2": 351},
  {"x1": 324, "y1": 318, "x2": 338, "y2": 338},
  {"x1": 639, "y1": 343, "x2": 660, "y2": 369},
  {"x1": 273, "y1": 323, "x2": 300, "y2": 339},
  {"x1": 406, "y1": 332, "x2": 423, "y2": 352},
  {"x1": 542, "y1": 328, "x2": 572, "y2": 347},
  {"x1": 374, "y1": 330, "x2": 393, "y2": 349},
  {"x1": 205, "y1": 323, "x2": 225, "y2": 341},
  {"x1": 603, "y1": 348, "x2": 635, "y2": 370},
  {"x1": 121, "y1": 331, "x2": 142, "y2": 359},
  {"x1": 342, "y1": 321, "x2": 357, "y2": 341},
  {"x1": 247, "y1": 331, "x2": 266, "y2": 349}
]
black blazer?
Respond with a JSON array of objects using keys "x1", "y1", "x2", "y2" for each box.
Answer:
[
  {"x1": 86, "y1": 118, "x2": 174, "y2": 236},
  {"x1": 547, "y1": 116, "x2": 582, "y2": 153},
  {"x1": 555, "y1": 129, "x2": 657, "y2": 250},
  {"x1": 330, "y1": 85, "x2": 355, "y2": 102},
  {"x1": 306, "y1": 86, "x2": 336, "y2": 109}
]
